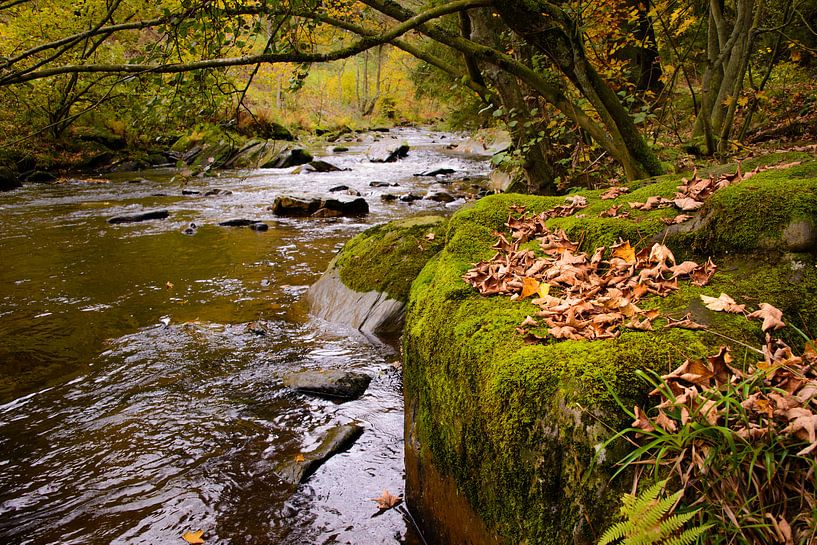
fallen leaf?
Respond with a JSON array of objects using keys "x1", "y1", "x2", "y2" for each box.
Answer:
[
  {"x1": 183, "y1": 530, "x2": 205, "y2": 544},
  {"x1": 294, "y1": 453, "x2": 305, "y2": 463},
  {"x1": 166, "y1": 281, "x2": 174, "y2": 289},
  {"x1": 661, "y1": 214, "x2": 693, "y2": 225},
  {"x1": 372, "y1": 490, "x2": 403, "y2": 510},
  {"x1": 701, "y1": 293, "x2": 745, "y2": 313},
  {"x1": 673, "y1": 197, "x2": 704, "y2": 211},
  {"x1": 424, "y1": 232, "x2": 436, "y2": 241},
  {"x1": 664, "y1": 314, "x2": 708, "y2": 330},
  {"x1": 631, "y1": 405, "x2": 655, "y2": 432},
  {"x1": 520, "y1": 277, "x2": 540, "y2": 300},
  {"x1": 611, "y1": 240, "x2": 636, "y2": 263},
  {"x1": 600, "y1": 186, "x2": 629, "y2": 200},
  {"x1": 747, "y1": 303, "x2": 786, "y2": 332}
]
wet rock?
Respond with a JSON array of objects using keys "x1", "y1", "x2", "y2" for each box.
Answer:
[
  {"x1": 329, "y1": 185, "x2": 350, "y2": 193},
  {"x1": 414, "y1": 168, "x2": 456, "y2": 177},
  {"x1": 400, "y1": 193, "x2": 423, "y2": 203},
  {"x1": 312, "y1": 208, "x2": 344, "y2": 218},
  {"x1": 25, "y1": 171, "x2": 57, "y2": 183},
  {"x1": 372, "y1": 127, "x2": 391, "y2": 133},
  {"x1": 127, "y1": 177, "x2": 150, "y2": 184},
  {"x1": 262, "y1": 148, "x2": 314, "y2": 169},
  {"x1": 204, "y1": 188, "x2": 232, "y2": 196},
  {"x1": 250, "y1": 222, "x2": 269, "y2": 232},
  {"x1": 218, "y1": 219, "x2": 261, "y2": 227},
  {"x1": 283, "y1": 369, "x2": 372, "y2": 400},
  {"x1": 182, "y1": 222, "x2": 197, "y2": 235},
  {"x1": 381, "y1": 194, "x2": 398, "y2": 202},
  {"x1": 333, "y1": 146, "x2": 350, "y2": 153},
  {"x1": 369, "y1": 181, "x2": 398, "y2": 188},
  {"x1": 0, "y1": 166, "x2": 21, "y2": 191},
  {"x1": 182, "y1": 189, "x2": 201, "y2": 195},
  {"x1": 367, "y1": 142, "x2": 409, "y2": 163},
  {"x1": 108, "y1": 209, "x2": 170, "y2": 224},
  {"x1": 304, "y1": 160, "x2": 344, "y2": 173},
  {"x1": 782, "y1": 220, "x2": 816, "y2": 251},
  {"x1": 426, "y1": 191, "x2": 456, "y2": 203},
  {"x1": 275, "y1": 423, "x2": 364, "y2": 485},
  {"x1": 271, "y1": 195, "x2": 369, "y2": 217}
]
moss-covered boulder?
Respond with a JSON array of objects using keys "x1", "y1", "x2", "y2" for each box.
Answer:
[
  {"x1": 170, "y1": 123, "x2": 246, "y2": 168},
  {"x1": 403, "y1": 158, "x2": 817, "y2": 545},
  {"x1": 306, "y1": 215, "x2": 448, "y2": 336}
]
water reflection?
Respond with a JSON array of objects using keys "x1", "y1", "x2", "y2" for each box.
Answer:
[{"x1": 0, "y1": 129, "x2": 487, "y2": 544}]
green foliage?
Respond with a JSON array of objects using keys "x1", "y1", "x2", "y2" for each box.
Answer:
[{"x1": 598, "y1": 480, "x2": 709, "y2": 545}]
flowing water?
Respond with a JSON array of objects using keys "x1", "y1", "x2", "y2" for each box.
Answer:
[{"x1": 0, "y1": 129, "x2": 491, "y2": 545}]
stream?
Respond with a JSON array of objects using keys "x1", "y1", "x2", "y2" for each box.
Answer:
[{"x1": 0, "y1": 128, "x2": 491, "y2": 545}]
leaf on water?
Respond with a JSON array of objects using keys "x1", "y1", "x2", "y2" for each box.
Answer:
[
  {"x1": 747, "y1": 303, "x2": 786, "y2": 332},
  {"x1": 183, "y1": 530, "x2": 205, "y2": 544},
  {"x1": 700, "y1": 293, "x2": 745, "y2": 313},
  {"x1": 372, "y1": 490, "x2": 402, "y2": 510},
  {"x1": 165, "y1": 281, "x2": 174, "y2": 289}
]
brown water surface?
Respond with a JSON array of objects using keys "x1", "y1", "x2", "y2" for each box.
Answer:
[{"x1": 0, "y1": 129, "x2": 490, "y2": 544}]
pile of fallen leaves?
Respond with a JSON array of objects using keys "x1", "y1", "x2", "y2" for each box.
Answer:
[
  {"x1": 463, "y1": 203, "x2": 716, "y2": 341},
  {"x1": 628, "y1": 302, "x2": 817, "y2": 544},
  {"x1": 598, "y1": 162, "x2": 800, "y2": 224}
]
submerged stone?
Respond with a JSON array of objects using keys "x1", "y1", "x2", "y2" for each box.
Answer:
[
  {"x1": 275, "y1": 423, "x2": 364, "y2": 485},
  {"x1": 283, "y1": 369, "x2": 371, "y2": 400},
  {"x1": 108, "y1": 209, "x2": 170, "y2": 224}
]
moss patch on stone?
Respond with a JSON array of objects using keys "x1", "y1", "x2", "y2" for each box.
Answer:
[
  {"x1": 333, "y1": 215, "x2": 449, "y2": 302},
  {"x1": 403, "y1": 159, "x2": 817, "y2": 544}
]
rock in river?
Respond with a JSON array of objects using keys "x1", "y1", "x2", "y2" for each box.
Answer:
[
  {"x1": 275, "y1": 423, "x2": 364, "y2": 485},
  {"x1": 218, "y1": 219, "x2": 261, "y2": 227},
  {"x1": 414, "y1": 168, "x2": 456, "y2": 177},
  {"x1": 283, "y1": 369, "x2": 372, "y2": 400},
  {"x1": 108, "y1": 209, "x2": 170, "y2": 224},
  {"x1": 271, "y1": 195, "x2": 369, "y2": 217},
  {"x1": 0, "y1": 166, "x2": 21, "y2": 192},
  {"x1": 367, "y1": 141, "x2": 409, "y2": 163}
]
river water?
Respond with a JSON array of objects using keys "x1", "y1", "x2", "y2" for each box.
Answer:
[{"x1": 0, "y1": 129, "x2": 491, "y2": 545}]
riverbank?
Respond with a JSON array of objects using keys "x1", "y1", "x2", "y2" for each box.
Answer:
[{"x1": 315, "y1": 152, "x2": 817, "y2": 544}]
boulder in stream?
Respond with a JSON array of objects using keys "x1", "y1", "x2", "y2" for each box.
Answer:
[
  {"x1": 275, "y1": 423, "x2": 364, "y2": 485},
  {"x1": 0, "y1": 166, "x2": 21, "y2": 192},
  {"x1": 262, "y1": 148, "x2": 314, "y2": 169},
  {"x1": 108, "y1": 209, "x2": 170, "y2": 224},
  {"x1": 367, "y1": 142, "x2": 409, "y2": 163},
  {"x1": 414, "y1": 168, "x2": 456, "y2": 177},
  {"x1": 283, "y1": 369, "x2": 372, "y2": 400},
  {"x1": 304, "y1": 160, "x2": 345, "y2": 173},
  {"x1": 271, "y1": 195, "x2": 369, "y2": 218},
  {"x1": 218, "y1": 219, "x2": 261, "y2": 227}
]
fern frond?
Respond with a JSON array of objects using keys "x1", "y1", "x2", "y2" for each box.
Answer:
[
  {"x1": 598, "y1": 520, "x2": 633, "y2": 545},
  {"x1": 662, "y1": 524, "x2": 711, "y2": 545}
]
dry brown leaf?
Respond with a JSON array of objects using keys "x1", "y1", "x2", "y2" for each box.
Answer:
[
  {"x1": 663, "y1": 358, "x2": 714, "y2": 386},
  {"x1": 424, "y1": 232, "x2": 436, "y2": 241},
  {"x1": 372, "y1": 490, "x2": 403, "y2": 510},
  {"x1": 661, "y1": 214, "x2": 693, "y2": 225},
  {"x1": 632, "y1": 405, "x2": 655, "y2": 432},
  {"x1": 673, "y1": 197, "x2": 704, "y2": 211},
  {"x1": 600, "y1": 186, "x2": 629, "y2": 200},
  {"x1": 747, "y1": 303, "x2": 786, "y2": 332},
  {"x1": 700, "y1": 293, "x2": 745, "y2": 313},
  {"x1": 183, "y1": 531, "x2": 205, "y2": 545},
  {"x1": 664, "y1": 314, "x2": 708, "y2": 330}
]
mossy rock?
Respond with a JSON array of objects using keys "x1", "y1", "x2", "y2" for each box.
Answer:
[
  {"x1": 403, "y1": 159, "x2": 817, "y2": 544},
  {"x1": 334, "y1": 215, "x2": 449, "y2": 303},
  {"x1": 170, "y1": 123, "x2": 246, "y2": 168}
]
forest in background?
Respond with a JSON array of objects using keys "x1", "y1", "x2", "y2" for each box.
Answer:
[{"x1": 0, "y1": 0, "x2": 816, "y2": 193}]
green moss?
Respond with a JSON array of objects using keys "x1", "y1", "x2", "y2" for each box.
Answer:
[
  {"x1": 691, "y1": 164, "x2": 817, "y2": 253},
  {"x1": 404, "y1": 164, "x2": 817, "y2": 544},
  {"x1": 334, "y1": 215, "x2": 448, "y2": 302}
]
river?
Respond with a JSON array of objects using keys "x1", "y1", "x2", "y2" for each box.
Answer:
[{"x1": 0, "y1": 128, "x2": 491, "y2": 545}]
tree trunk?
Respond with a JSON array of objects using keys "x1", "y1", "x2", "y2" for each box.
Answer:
[{"x1": 495, "y1": 0, "x2": 664, "y2": 180}]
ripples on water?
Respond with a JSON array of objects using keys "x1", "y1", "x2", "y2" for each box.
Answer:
[{"x1": 0, "y1": 129, "x2": 490, "y2": 544}]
